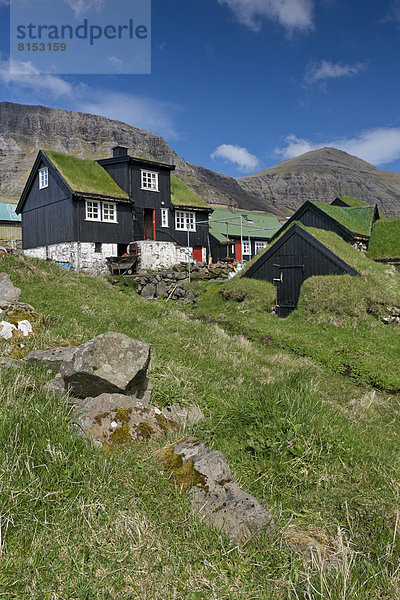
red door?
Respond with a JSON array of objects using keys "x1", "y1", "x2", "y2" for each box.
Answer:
[
  {"x1": 192, "y1": 246, "x2": 203, "y2": 262},
  {"x1": 234, "y1": 239, "x2": 242, "y2": 262}
]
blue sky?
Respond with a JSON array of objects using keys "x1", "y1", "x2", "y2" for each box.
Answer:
[{"x1": 1, "y1": 0, "x2": 400, "y2": 177}]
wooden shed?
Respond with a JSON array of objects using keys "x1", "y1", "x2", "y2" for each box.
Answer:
[
  {"x1": 244, "y1": 224, "x2": 358, "y2": 317},
  {"x1": 0, "y1": 201, "x2": 22, "y2": 249}
]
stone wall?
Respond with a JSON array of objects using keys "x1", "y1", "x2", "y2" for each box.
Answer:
[
  {"x1": 137, "y1": 241, "x2": 193, "y2": 271},
  {"x1": 25, "y1": 242, "x2": 117, "y2": 275},
  {"x1": 129, "y1": 261, "x2": 235, "y2": 302}
]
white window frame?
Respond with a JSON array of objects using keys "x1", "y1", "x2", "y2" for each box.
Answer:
[
  {"x1": 175, "y1": 210, "x2": 196, "y2": 232},
  {"x1": 141, "y1": 170, "x2": 159, "y2": 192},
  {"x1": 39, "y1": 167, "x2": 48, "y2": 190},
  {"x1": 161, "y1": 208, "x2": 169, "y2": 228},
  {"x1": 85, "y1": 201, "x2": 101, "y2": 221},
  {"x1": 242, "y1": 240, "x2": 251, "y2": 256},
  {"x1": 255, "y1": 241, "x2": 267, "y2": 254},
  {"x1": 102, "y1": 202, "x2": 117, "y2": 223}
]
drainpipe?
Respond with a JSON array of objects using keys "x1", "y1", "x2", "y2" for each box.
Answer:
[
  {"x1": 240, "y1": 215, "x2": 243, "y2": 267},
  {"x1": 187, "y1": 229, "x2": 191, "y2": 283}
]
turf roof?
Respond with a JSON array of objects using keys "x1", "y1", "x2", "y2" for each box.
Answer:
[
  {"x1": 336, "y1": 195, "x2": 369, "y2": 208},
  {"x1": 311, "y1": 201, "x2": 376, "y2": 237},
  {"x1": 45, "y1": 151, "x2": 129, "y2": 200},
  {"x1": 209, "y1": 208, "x2": 281, "y2": 242},
  {"x1": 239, "y1": 221, "x2": 379, "y2": 278},
  {"x1": 170, "y1": 174, "x2": 210, "y2": 209},
  {"x1": 367, "y1": 219, "x2": 400, "y2": 259}
]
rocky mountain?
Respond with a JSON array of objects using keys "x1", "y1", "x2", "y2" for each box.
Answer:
[
  {"x1": 237, "y1": 147, "x2": 400, "y2": 218},
  {"x1": 1, "y1": 102, "x2": 400, "y2": 218},
  {"x1": 0, "y1": 101, "x2": 263, "y2": 212}
]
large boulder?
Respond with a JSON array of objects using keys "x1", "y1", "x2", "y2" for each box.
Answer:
[
  {"x1": 74, "y1": 393, "x2": 176, "y2": 446},
  {"x1": 60, "y1": 332, "x2": 151, "y2": 398},
  {"x1": 0, "y1": 273, "x2": 21, "y2": 303},
  {"x1": 157, "y1": 436, "x2": 274, "y2": 542},
  {"x1": 26, "y1": 346, "x2": 78, "y2": 372}
]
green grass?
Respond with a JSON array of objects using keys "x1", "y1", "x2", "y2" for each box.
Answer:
[
  {"x1": 336, "y1": 196, "x2": 369, "y2": 208},
  {"x1": 367, "y1": 218, "x2": 400, "y2": 260},
  {"x1": 311, "y1": 202, "x2": 376, "y2": 237},
  {"x1": 46, "y1": 150, "x2": 129, "y2": 199},
  {"x1": 1, "y1": 255, "x2": 400, "y2": 598},
  {"x1": 170, "y1": 174, "x2": 210, "y2": 209}
]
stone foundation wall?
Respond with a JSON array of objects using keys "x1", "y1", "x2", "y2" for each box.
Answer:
[
  {"x1": 25, "y1": 242, "x2": 117, "y2": 275},
  {"x1": 137, "y1": 241, "x2": 193, "y2": 271}
]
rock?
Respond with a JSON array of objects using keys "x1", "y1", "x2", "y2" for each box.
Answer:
[
  {"x1": 0, "y1": 273, "x2": 21, "y2": 303},
  {"x1": 26, "y1": 345, "x2": 78, "y2": 372},
  {"x1": 0, "y1": 356, "x2": 25, "y2": 369},
  {"x1": 141, "y1": 283, "x2": 156, "y2": 300},
  {"x1": 0, "y1": 321, "x2": 16, "y2": 339},
  {"x1": 17, "y1": 320, "x2": 32, "y2": 337},
  {"x1": 44, "y1": 373, "x2": 68, "y2": 398},
  {"x1": 163, "y1": 403, "x2": 204, "y2": 427},
  {"x1": 157, "y1": 436, "x2": 274, "y2": 543},
  {"x1": 60, "y1": 332, "x2": 151, "y2": 399},
  {"x1": 156, "y1": 281, "x2": 167, "y2": 298},
  {"x1": 74, "y1": 393, "x2": 176, "y2": 446},
  {"x1": 0, "y1": 302, "x2": 41, "y2": 325}
]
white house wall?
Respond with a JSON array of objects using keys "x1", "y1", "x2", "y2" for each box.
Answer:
[
  {"x1": 137, "y1": 241, "x2": 193, "y2": 271},
  {"x1": 24, "y1": 242, "x2": 117, "y2": 275}
]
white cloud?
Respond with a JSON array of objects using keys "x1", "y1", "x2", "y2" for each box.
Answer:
[
  {"x1": 0, "y1": 59, "x2": 72, "y2": 97},
  {"x1": 304, "y1": 59, "x2": 366, "y2": 84},
  {"x1": 0, "y1": 58, "x2": 180, "y2": 140},
  {"x1": 211, "y1": 144, "x2": 260, "y2": 171},
  {"x1": 217, "y1": 0, "x2": 314, "y2": 33},
  {"x1": 275, "y1": 128, "x2": 400, "y2": 166},
  {"x1": 63, "y1": 0, "x2": 104, "y2": 18}
]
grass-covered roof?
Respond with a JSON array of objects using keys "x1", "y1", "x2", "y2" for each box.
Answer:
[
  {"x1": 209, "y1": 208, "x2": 281, "y2": 242},
  {"x1": 367, "y1": 218, "x2": 400, "y2": 259},
  {"x1": 311, "y1": 201, "x2": 376, "y2": 237},
  {"x1": 336, "y1": 195, "x2": 369, "y2": 208},
  {"x1": 45, "y1": 151, "x2": 129, "y2": 200},
  {"x1": 170, "y1": 174, "x2": 210, "y2": 209}
]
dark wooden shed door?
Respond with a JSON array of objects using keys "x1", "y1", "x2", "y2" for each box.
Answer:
[
  {"x1": 144, "y1": 209, "x2": 155, "y2": 240},
  {"x1": 273, "y1": 254, "x2": 305, "y2": 317}
]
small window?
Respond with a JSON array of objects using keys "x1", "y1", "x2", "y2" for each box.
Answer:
[
  {"x1": 255, "y1": 241, "x2": 267, "y2": 254},
  {"x1": 102, "y1": 202, "x2": 117, "y2": 222},
  {"x1": 39, "y1": 167, "x2": 48, "y2": 189},
  {"x1": 242, "y1": 241, "x2": 251, "y2": 256},
  {"x1": 161, "y1": 208, "x2": 169, "y2": 227},
  {"x1": 175, "y1": 210, "x2": 196, "y2": 231},
  {"x1": 85, "y1": 201, "x2": 101, "y2": 221},
  {"x1": 141, "y1": 170, "x2": 159, "y2": 191},
  {"x1": 94, "y1": 243, "x2": 102, "y2": 253}
]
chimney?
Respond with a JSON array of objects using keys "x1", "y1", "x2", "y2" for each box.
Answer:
[{"x1": 112, "y1": 145, "x2": 128, "y2": 158}]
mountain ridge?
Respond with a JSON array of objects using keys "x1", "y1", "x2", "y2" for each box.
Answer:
[{"x1": 1, "y1": 102, "x2": 400, "y2": 217}]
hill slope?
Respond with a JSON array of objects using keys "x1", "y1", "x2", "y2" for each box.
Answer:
[
  {"x1": 1, "y1": 102, "x2": 400, "y2": 217},
  {"x1": 237, "y1": 147, "x2": 400, "y2": 217}
]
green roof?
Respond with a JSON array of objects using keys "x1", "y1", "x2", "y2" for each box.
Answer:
[
  {"x1": 240, "y1": 221, "x2": 380, "y2": 278},
  {"x1": 367, "y1": 219, "x2": 400, "y2": 259},
  {"x1": 0, "y1": 203, "x2": 21, "y2": 222},
  {"x1": 209, "y1": 208, "x2": 281, "y2": 242},
  {"x1": 311, "y1": 201, "x2": 376, "y2": 237},
  {"x1": 45, "y1": 151, "x2": 129, "y2": 200},
  {"x1": 336, "y1": 196, "x2": 369, "y2": 208},
  {"x1": 170, "y1": 174, "x2": 210, "y2": 209}
]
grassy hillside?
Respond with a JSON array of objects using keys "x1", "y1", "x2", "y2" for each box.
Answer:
[{"x1": 1, "y1": 255, "x2": 400, "y2": 598}]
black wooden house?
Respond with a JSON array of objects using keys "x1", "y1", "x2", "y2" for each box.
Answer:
[
  {"x1": 98, "y1": 146, "x2": 212, "y2": 262},
  {"x1": 272, "y1": 200, "x2": 379, "y2": 246},
  {"x1": 244, "y1": 224, "x2": 358, "y2": 316},
  {"x1": 16, "y1": 147, "x2": 212, "y2": 273}
]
